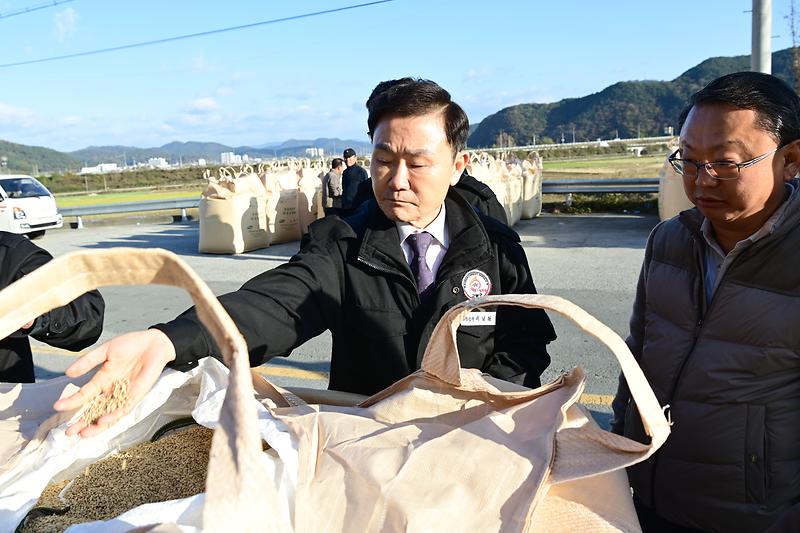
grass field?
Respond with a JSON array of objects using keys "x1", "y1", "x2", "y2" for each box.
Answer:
[
  {"x1": 543, "y1": 154, "x2": 665, "y2": 179},
  {"x1": 55, "y1": 188, "x2": 202, "y2": 207}
]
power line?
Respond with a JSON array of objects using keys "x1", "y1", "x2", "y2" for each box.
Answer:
[
  {"x1": 0, "y1": 0, "x2": 394, "y2": 68},
  {"x1": 0, "y1": 0, "x2": 76, "y2": 20}
]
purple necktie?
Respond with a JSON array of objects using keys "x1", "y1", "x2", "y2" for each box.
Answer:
[{"x1": 408, "y1": 231, "x2": 434, "y2": 301}]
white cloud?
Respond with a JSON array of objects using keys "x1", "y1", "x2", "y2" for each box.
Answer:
[
  {"x1": 186, "y1": 97, "x2": 220, "y2": 114},
  {"x1": 54, "y1": 7, "x2": 78, "y2": 42},
  {"x1": 460, "y1": 86, "x2": 555, "y2": 123},
  {"x1": 191, "y1": 54, "x2": 213, "y2": 72},
  {"x1": 1, "y1": 97, "x2": 370, "y2": 151},
  {"x1": 0, "y1": 102, "x2": 38, "y2": 129},
  {"x1": 464, "y1": 67, "x2": 492, "y2": 82},
  {"x1": 231, "y1": 71, "x2": 256, "y2": 82},
  {"x1": 215, "y1": 86, "x2": 234, "y2": 97}
]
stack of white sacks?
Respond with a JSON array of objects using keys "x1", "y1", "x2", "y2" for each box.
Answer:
[
  {"x1": 198, "y1": 151, "x2": 543, "y2": 254},
  {"x1": 198, "y1": 160, "x2": 325, "y2": 254},
  {"x1": 466, "y1": 151, "x2": 544, "y2": 226}
]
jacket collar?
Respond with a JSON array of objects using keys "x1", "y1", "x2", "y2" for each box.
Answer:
[{"x1": 679, "y1": 177, "x2": 800, "y2": 243}]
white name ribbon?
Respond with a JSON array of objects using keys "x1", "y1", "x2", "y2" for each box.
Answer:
[{"x1": 460, "y1": 311, "x2": 497, "y2": 326}]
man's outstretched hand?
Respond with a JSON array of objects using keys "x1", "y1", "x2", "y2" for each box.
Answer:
[{"x1": 53, "y1": 329, "x2": 177, "y2": 438}]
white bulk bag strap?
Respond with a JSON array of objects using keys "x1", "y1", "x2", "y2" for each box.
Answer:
[{"x1": 421, "y1": 293, "x2": 671, "y2": 480}]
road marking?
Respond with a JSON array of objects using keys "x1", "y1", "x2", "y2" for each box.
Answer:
[
  {"x1": 31, "y1": 346, "x2": 613, "y2": 405},
  {"x1": 253, "y1": 365, "x2": 328, "y2": 381},
  {"x1": 580, "y1": 393, "x2": 614, "y2": 406},
  {"x1": 32, "y1": 344, "x2": 87, "y2": 356}
]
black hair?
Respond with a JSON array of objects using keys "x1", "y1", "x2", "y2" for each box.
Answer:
[
  {"x1": 331, "y1": 157, "x2": 343, "y2": 170},
  {"x1": 366, "y1": 77, "x2": 469, "y2": 156},
  {"x1": 678, "y1": 72, "x2": 800, "y2": 147}
]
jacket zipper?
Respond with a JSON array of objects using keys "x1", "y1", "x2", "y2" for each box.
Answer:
[
  {"x1": 356, "y1": 256, "x2": 419, "y2": 305},
  {"x1": 649, "y1": 237, "x2": 756, "y2": 511}
]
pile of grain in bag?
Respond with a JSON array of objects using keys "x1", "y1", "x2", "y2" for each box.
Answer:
[
  {"x1": 19, "y1": 425, "x2": 213, "y2": 533},
  {"x1": 81, "y1": 379, "x2": 128, "y2": 426}
]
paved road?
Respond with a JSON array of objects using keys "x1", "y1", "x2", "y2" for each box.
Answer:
[{"x1": 29, "y1": 213, "x2": 659, "y2": 425}]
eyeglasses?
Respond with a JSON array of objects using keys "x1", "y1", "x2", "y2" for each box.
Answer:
[{"x1": 667, "y1": 147, "x2": 778, "y2": 180}]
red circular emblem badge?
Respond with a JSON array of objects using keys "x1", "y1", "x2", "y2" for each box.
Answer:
[{"x1": 461, "y1": 270, "x2": 492, "y2": 299}]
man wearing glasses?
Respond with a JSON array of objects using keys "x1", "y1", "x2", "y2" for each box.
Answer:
[{"x1": 611, "y1": 72, "x2": 800, "y2": 532}]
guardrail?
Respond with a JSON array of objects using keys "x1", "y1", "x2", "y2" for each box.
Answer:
[
  {"x1": 59, "y1": 178, "x2": 661, "y2": 229},
  {"x1": 542, "y1": 178, "x2": 658, "y2": 194},
  {"x1": 60, "y1": 198, "x2": 200, "y2": 229},
  {"x1": 473, "y1": 136, "x2": 676, "y2": 153}
]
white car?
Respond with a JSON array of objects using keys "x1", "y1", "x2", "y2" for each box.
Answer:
[{"x1": 0, "y1": 174, "x2": 63, "y2": 238}]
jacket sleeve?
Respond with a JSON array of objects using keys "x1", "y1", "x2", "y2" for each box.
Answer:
[
  {"x1": 330, "y1": 172, "x2": 342, "y2": 197},
  {"x1": 154, "y1": 220, "x2": 345, "y2": 371},
  {"x1": 483, "y1": 228, "x2": 556, "y2": 388},
  {"x1": 10, "y1": 241, "x2": 105, "y2": 351},
  {"x1": 610, "y1": 224, "x2": 659, "y2": 435}
]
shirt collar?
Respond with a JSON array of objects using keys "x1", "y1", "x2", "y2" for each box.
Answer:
[
  {"x1": 700, "y1": 180, "x2": 797, "y2": 256},
  {"x1": 395, "y1": 203, "x2": 448, "y2": 248}
]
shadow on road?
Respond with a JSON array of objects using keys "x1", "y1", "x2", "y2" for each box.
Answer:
[
  {"x1": 515, "y1": 214, "x2": 659, "y2": 249},
  {"x1": 267, "y1": 357, "x2": 331, "y2": 373},
  {"x1": 588, "y1": 409, "x2": 612, "y2": 431},
  {"x1": 34, "y1": 364, "x2": 67, "y2": 382},
  {"x1": 78, "y1": 222, "x2": 300, "y2": 261}
]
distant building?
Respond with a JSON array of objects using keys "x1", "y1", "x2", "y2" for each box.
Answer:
[
  {"x1": 197, "y1": 158, "x2": 207, "y2": 166},
  {"x1": 305, "y1": 147, "x2": 324, "y2": 157},
  {"x1": 79, "y1": 163, "x2": 119, "y2": 175},
  {"x1": 147, "y1": 157, "x2": 169, "y2": 169},
  {"x1": 221, "y1": 151, "x2": 243, "y2": 165}
]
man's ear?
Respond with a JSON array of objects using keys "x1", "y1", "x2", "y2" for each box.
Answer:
[
  {"x1": 451, "y1": 152, "x2": 469, "y2": 186},
  {"x1": 782, "y1": 140, "x2": 800, "y2": 181}
]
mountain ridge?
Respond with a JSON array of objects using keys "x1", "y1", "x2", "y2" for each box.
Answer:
[{"x1": 466, "y1": 47, "x2": 798, "y2": 147}]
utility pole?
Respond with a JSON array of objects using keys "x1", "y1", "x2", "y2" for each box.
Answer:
[
  {"x1": 789, "y1": 0, "x2": 800, "y2": 91},
  {"x1": 571, "y1": 125, "x2": 576, "y2": 144},
  {"x1": 752, "y1": 0, "x2": 772, "y2": 73}
]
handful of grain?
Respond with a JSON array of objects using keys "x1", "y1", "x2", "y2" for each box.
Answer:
[
  {"x1": 81, "y1": 379, "x2": 129, "y2": 426},
  {"x1": 20, "y1": 425, "x2": 213, "y2": 533}
]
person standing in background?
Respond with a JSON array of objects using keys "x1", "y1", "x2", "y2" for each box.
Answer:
[
  {"x1": 341, "y1": 147, "x2": 369, "y2": 216},
  {"x1": 322, "y1": 157, "x2": 344, "y2": 216}
]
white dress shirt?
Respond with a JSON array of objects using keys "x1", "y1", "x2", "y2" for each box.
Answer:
[{"x1": 396, "y1": 204, "x2": 449, "y2": 279}]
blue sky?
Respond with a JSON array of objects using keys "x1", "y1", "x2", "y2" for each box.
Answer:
[{"x1": 0, "y1": 0, "x2": 795, "y2": 151}]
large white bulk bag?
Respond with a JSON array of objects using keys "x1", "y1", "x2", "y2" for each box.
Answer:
[
  {"x1": 657, "y1": 155, "x2": 693, "y2": 221},
  {"x1": 263, "y1": 169, "x2": 302, "y2": 244},
  {"x1": 521, "y1": 154, "x2": 543, "y2": 219},
  {"x1": 199, "y1": 170, "x2": 269, "y2": 254}
]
